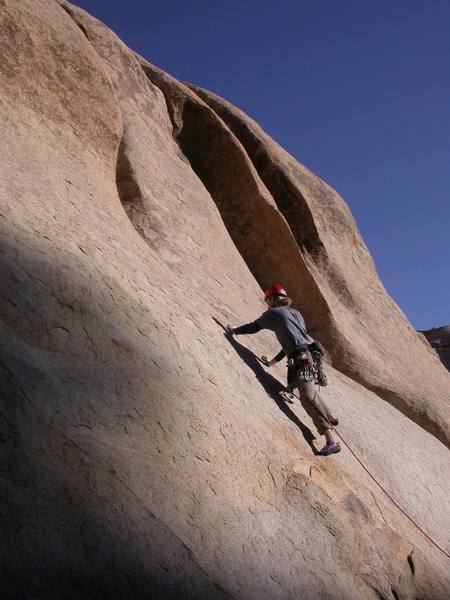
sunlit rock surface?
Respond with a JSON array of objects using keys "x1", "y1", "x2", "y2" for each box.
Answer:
[{"x1": 0, "y1": 1, "x2": 449, "y2": 598}]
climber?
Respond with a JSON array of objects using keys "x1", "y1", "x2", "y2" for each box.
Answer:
[{"x1": 226, "y1": 284, "x2": 341, "y2": 456}]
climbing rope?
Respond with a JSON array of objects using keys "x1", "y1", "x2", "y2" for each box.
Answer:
[{"x1": 291, "y1": 390, "x2": 450, "y2": 561}]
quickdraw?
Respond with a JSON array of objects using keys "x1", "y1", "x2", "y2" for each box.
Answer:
[
  {"x1": 310, "y1": 341, "x2": 328, "y2": 387},
  {"x1": 287, "y1": 348, "x2": 316, "y2": 390},
  {"x1": 287, "y1": 342, "x2": 328, "y2": 389}
]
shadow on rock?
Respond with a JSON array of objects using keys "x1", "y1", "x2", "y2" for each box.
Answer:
[
  {"x1": 0, "y1": 232, "x2": 232, "y2": 600},
  {"x1": 212, "y1": 317, "x2": 317, "y2": 454}
]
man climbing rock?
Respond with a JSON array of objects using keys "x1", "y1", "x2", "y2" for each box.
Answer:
[{"x1": 226, "y1": 284, "x2": 341, "y2": 456}]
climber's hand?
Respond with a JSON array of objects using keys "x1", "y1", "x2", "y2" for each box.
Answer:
[{"x1": 261, "y1": 355, "x2": 270, "y2": 367}]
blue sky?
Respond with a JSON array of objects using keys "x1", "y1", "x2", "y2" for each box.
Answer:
[{"x1": 74, "y1": 0, "x2": 449, "y2": 330}]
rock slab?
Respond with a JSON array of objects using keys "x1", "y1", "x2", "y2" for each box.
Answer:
[{"x1": 0, "y1": 1, "x2": 449, "y2": 599}]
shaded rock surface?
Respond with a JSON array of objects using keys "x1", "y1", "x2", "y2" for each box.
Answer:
[
  {"x1": 0, "y1": 1, "x2": 448, "y2": 599},
  {"x1": 421, "y1": 326, "x2": 450, "y2": 371}
]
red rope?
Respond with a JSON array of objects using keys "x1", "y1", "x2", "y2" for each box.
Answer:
[
  {"x1": 292, "y1": 390, "x2": 450, "y2": 560},
  {"x1": 334, "y1": 427, "x2": 450, "y2": 560}
]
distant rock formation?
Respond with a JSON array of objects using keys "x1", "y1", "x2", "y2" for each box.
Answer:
[
  {"x1": 0, "y1": 1, "x2": 449, "y2": 599},
  {"x1": 421, "y1": 326, "x2": 450, "y2": 371}
]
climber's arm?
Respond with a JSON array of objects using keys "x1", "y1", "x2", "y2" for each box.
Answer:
[
  {"x1": 261, "y1": 349, "x2": 286, "y2": 367},
  {"x1": 226, "y1": 321, "x2": 262, "y2": 335}
]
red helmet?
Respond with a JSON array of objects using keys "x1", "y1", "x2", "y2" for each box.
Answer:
[{"x1": 264, "y1": 284, "x2": 287, "y2": 300}]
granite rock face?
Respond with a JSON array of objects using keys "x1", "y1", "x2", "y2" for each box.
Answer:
[
  {"x1": 0, "y1": 1, "x2": 449, "y2": 599},
  {"x1": 185, "y1": 84, "x2": 450, "y2": 448}
]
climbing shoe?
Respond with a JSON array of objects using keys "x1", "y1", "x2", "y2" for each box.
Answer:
[{"x1": 319, "y1": 442, "x2": 341, "y2": 456}]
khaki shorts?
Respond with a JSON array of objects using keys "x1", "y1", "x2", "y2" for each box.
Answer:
[{"x1": 297, "y1": 380, "x2": 332, "y2": 435}]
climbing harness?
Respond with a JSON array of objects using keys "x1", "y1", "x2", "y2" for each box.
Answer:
[
  {"x1": 287, "y1": 342, "x2": 328, "y2": 390},
  {"x1": 290, "y1": 389, "x2": 450, "y2": 561},
  {"x1": 288, "y1": 348, "x2": 316, "y2": 386}
]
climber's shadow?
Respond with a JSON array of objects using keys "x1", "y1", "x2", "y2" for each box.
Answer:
[{"x1": 213, "y1": 318, "x2": 317, "y2": 455}]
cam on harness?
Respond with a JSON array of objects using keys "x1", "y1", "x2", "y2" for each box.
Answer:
[{"x1": 286, "y1": 340, "x2": 328, "y2": 391}]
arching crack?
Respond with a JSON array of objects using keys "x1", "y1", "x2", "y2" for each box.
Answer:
[{"x1": 115, "y1": 135, "x2": 159, "y2": 247}]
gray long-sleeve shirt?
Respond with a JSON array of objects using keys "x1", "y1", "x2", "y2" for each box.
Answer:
[{"x1": 234, "y1": 306, "x2": 313, "y2": 358}]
